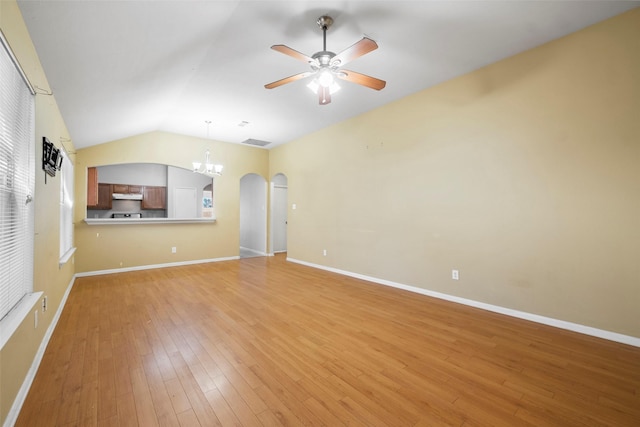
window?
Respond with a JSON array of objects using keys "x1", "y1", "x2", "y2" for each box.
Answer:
[
  {"x1": 59, "y1": 146, "x2": 75, "y2": 264},
  {"x1": 0, "y1": 31, "x2": 37, "y2": 348}
]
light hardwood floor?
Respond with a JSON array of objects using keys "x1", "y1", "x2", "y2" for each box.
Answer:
[{"x1": 16, "y1": 254, "x2": 640, "y2": 426}]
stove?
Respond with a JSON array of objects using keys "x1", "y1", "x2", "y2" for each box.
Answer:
[{"x1": 112, "y1": 213, "x2": 142, "y2": 219}]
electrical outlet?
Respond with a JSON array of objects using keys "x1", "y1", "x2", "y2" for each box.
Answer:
[
  {"x1": 42, "y1": 296, "x2": 47, "y2": 312},
  {"x1": 172, "y1": 247, "x2": 177, "y2": 253},
  {"x1": 452, "y1": 269, "x2": 459, "y2": 280},
  {"x1": 323, "y1": 249, "x2": 327, "y2": 256}
]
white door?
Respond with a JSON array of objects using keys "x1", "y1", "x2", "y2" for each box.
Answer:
[
  {"x1": 273, "y1": 186, "x2": 288, "y2": 252},
  {"x1": 174, "y1": 187, "x2": 197, "y2": 218}
]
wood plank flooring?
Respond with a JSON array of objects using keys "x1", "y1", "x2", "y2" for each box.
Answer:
[{"x1": 16, "y1": 254, "x2": 640, "y2": 426}]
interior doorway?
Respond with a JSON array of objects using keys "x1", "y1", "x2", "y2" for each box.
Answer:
[
  {"x1": 270, "y1": 173, "x2": 288, "y2": 254},
  {"x1": 239, "y1": 173, "x2": 267, "y2": 258}
]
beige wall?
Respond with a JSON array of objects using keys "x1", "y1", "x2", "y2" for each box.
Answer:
[
  {"x1": 74, "y1": 131, "x2": 269, "y2": 272},
  {"x1": 0, "y1": 1, "x2": 76, "y2": 423},
  {"x1": 270, "y1": 8, "x2": 640, "y2": 338}
]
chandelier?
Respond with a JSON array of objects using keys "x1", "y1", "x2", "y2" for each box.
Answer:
[
  {"x1": 193, "y1": 120, "x2": 223, "y2": 176},
  {"x1": 192, "y1": 149, "x2": 223, "y2": 176}
]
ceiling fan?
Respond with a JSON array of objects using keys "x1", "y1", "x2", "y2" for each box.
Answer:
[{"x1": 265, "y1": 15, "x2": 386, "y2": 105}]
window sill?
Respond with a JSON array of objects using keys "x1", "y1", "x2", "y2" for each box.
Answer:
[
  {"x1": 59, "y1": 247, "x2": 77, "y2": 267},
  {"x1": 0, "y1": 292, "x2": 43, "y2": 350},
  {"x1": 84, "y1": 218, "x2": 216, "y2": 225}
]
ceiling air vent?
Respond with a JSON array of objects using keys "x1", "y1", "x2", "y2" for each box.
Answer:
[{"x1": 241, "y1": 138, "x2": 271, "y2": 147}]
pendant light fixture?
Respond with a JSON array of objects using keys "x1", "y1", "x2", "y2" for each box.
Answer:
[{"x1": 192, "y1": 120, "x2": 223, "y2": 176}]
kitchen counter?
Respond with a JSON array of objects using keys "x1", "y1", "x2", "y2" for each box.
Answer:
[{"x1": 84, "y1": 217, "x2": 216, "y2": 225}]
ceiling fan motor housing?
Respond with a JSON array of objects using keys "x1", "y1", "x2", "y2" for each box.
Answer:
[
  {"x1": 317, "y1": 15, "x2": 334, "y2": 30},
  {"x1": 312, "y1": 51, "x2": 336, "y2": 68}
]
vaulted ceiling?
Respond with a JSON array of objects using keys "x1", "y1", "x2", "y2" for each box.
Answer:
[{"x1": 17, "y1": 1, "x2": 639, "y2": 150}]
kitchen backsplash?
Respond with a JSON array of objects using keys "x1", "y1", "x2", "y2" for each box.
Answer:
[{"x1": 88, "y1": 199, "x2": 167, "y2": 219}]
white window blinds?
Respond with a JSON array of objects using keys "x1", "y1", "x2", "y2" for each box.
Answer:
[{"x1": 0, "y1": 34, "x2": 35, "y2": 321}]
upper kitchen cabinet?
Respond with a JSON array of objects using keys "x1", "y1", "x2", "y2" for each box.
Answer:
[
  {"x1": 142, "y1": 186, "x2": 166, "y2": 210},
  {"x1": 87, "y1": 166, "x2": 112, "y2": 210},
  {"x1": 87, "y1": 167, "x2": 98, "y2": 206},
  {"x1": 112, "y1": 184, "x2": 142, "y2": 194},
  {"x1": 96, "y1": 184, "x2": 113, "y2": 210}
]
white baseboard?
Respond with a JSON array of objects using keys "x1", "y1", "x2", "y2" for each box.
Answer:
[
  {"x1": 75, "y1": 256, "x2": 240, "y2": 278},
  {"x1": 287, "y1": 257, "x2": 640, "y2": 348},
  {"x1": 4, "y1": 276, "x2": 76, "y2": 427}
]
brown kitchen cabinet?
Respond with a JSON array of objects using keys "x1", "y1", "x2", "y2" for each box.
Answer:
[
  {"x1": 112, "y1": 184, "x2": 128, "y2": 194},
  {"x1": 88, "y1": 183, "x2": 112, "y2": 210},
  {"x1": 142, "y1": 186, "x2": 166, "y2": 209},
  {"x1": 112, "y1": 184, "x2": 142, "y2": 194},
  {"x1": 87, "y1": 167, "x2": 98, "y2": 206}
]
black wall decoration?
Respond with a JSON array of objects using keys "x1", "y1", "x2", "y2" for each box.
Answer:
[{"x1": 42, "y1": 137, "x2": 63, "y2": 179}]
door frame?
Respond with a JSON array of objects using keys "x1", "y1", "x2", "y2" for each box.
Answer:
[
  {"x1": 269, "y1": 173, "x2": 288, "y2": 255},
  {"x1": 239, "y1": 173, "x2": 267, "y2": 256}
]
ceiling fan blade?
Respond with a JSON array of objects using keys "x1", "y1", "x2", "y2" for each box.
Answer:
[
  {"x1": 337, "y1": 70, "x2": 386, "y2": 91},
  {"x1": 319, "y1": 86, "x2": 331, "y2": 105},
  {"x1": 331, "y1": 37, "x2": 378, "y2": 67},
  {"x1": 265, "y1": 71, "x2": 314, "y2": 89},
  {"x1": 271, "y1": 44, "x2": 315, "y2": 64}
]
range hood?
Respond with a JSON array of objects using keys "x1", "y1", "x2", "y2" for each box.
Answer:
[{"x1": 112, "y1": 193, "x2": 143, "y2": 200}]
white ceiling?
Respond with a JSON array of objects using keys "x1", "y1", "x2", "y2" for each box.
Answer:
[{"x1": 16, "y1": 1, "x2": 639, "y2": 150}]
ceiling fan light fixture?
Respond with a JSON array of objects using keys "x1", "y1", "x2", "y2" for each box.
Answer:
[
  {"x1": 307, "y1": 79, "x2": 340, "y2": 95},
  {"x1": 317, "y1": 69, "x2": 334, "y2": 87}
]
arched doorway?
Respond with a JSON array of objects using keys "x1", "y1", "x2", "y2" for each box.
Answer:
[
  {"x1": 239, "y1": 173, "x2": 267, "y2": 258},
  {"x1": 270, "y1": 173, "x2": 288, "y2": 254}
]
